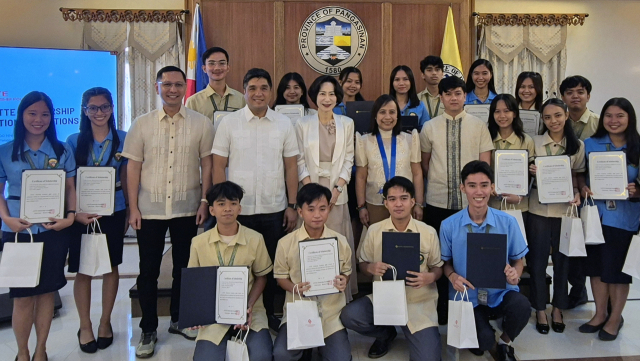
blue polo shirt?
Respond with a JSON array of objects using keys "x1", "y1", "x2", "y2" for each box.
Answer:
[
  {"x1": 66, "y1": 129, "x2": 128, "y2": 213},
  {"x1": 584, "y1": 135, "x2": 640, "y2": 232},
  {"x1": 333, "y1": 102, "x2": 347, "y2": 116},
  {"x1": 401, "y1": 101, "x2": 430, "y2": 127},
  {"x1": 440, "y1": 207, "x2": 528, "y2": 308},
  {"x1": 0, "y1": 138, "x2": 77, "y2": 234},
  {"x1": 465, "y1": 90, "x2": 496, "y2": 105}
]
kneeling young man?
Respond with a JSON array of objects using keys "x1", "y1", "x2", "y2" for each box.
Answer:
[
  {"x1": 188, "y1": 181, "x2": 273, "y2": 361},
  {"x1": 440, "y1": 161, "x2": 530, "y2": 361},
  {"x1": 273, "y1": 183, "x2": 353, "y2": 361},
  {"x1": 341, "y1": 176, "x2": 443, "y2": 361}
]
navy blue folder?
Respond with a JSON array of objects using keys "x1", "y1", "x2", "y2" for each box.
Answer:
[
  {"x1": 178, "y1": 266, "x2": 218, "y2": 329},
  {"x1": 382, "y1": 232, "x2": 420, "y2": 281},
  {"x1": 346, "y1": 101, "x2": 374, "y2": 134},
  {"x1": 466, "y1": 233, "x2": 508, "y2": 289}
]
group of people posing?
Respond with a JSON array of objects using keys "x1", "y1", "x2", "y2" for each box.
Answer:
[{"x1": 0, "y1": 45, "x2": 636, "y2": 361}]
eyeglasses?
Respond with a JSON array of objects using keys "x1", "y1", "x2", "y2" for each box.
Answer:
[
  {"x1": 206, "y1": 60, "x2": 228, "y2": 67},
  {"x1": 84, "y1": 104, "x2": 112, "y2": 114},
  {"x1": 158, "y1": 82, "x2": 186, "y2": 90}
]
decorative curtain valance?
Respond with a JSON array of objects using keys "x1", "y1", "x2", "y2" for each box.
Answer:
[
  {"x1": 60, "y1": 8, "x2": 187, "y2": 23},
  {"x1": 485, "y1": 25, "x2": 566, "y2": 64}
]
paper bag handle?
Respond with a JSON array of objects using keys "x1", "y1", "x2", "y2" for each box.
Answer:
[
  {"x1": 500, "y1": 197, "x2": 507, "y2": 211},
  {"x1": 292, "y1": 284, "x2": 303, "y2": 302},
  {"x1": 233, "y1": 329, "x2": 249, "y2": 345},
  {"x1": 452, "y1": 285, "x2": 471, "y2": 302},
  {"x1": 14, "y1": 227, "x2": 33, "y2": 243},
  {"x1": 386, "y1": 265, "x2": 398, "y2": 281},
  {"x1": 86, "y1": 218, "x2": 103, "y2": 235},
  {"x1": 565, "y1": 204, "x2": 578, "y2": 218},
  {"x1": 586, "y1": 195, "x2": 596, "y2": 207}
]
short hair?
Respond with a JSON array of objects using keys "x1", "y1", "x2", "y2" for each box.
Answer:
[
  {"x1": 460, "y1": 161, "x2": 494, "y2": 184},
  {"x1": 308, "y1": 75, "x2": 344, "y2": 106},
  {"x1": 243, "y1": 68, "x2": 272, "y2": 90},
  {"x1": 156, "y1": 66, "x2": 186, "y2": 82},
  {"x1": 382, "y1": 176, "x2": 415, "y2": 199},
  {"x1": 369, "y1": 94, "x2": 402, "y2": 136},
  {"x1": 296, "y1": 183, "x2": 331, "y2": 208},
  {"x1": 420, "y1": 55, "x2": 444, "y2": 73},
  {"x1": 201, "y1": 47, "x2": 229, "y2": 65},
  {"x1": 559, "y1": 75, "x2": 592, "y2": 96},
  {"x1": 206, "y1": 181, "x2": 245, "y2": 204},
  {"x1": 438, "y1": 76, "x2": 467, "y2": 95}
]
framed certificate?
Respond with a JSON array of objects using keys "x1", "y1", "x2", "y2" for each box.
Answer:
[
  {"x1": 464, "y1": 104, "x2": 490, "y2": 123},
  {"x1": 213, "y1": 111, "x2": 233, "y2": 131},
  {"x1": 519, "y1": 110, "x2": 541, "y2": 137},
  {"x1": 535, "y1": 155, "x2": 574, "y2": 203},
  {"x1": 76, "y1": 166, "x2": 116, "y2": 215},
  {"x1": 589, "y1": 151, "x2": 629, "y2": 200},
  {"x1": 299, "y1": 237, "x2": 340, "y2": 297},
  {"x1": 20, "y1": 169, "x2": 66, "y2": 223},
  {"x1": 494, "y1": 150, "x2": 529, "y2": 196},
  {"x1": 275, "y1": 104, "x2": 305, "y2": 124},
  {"x1": 215, "y1": 266, "x2": 248, "y2": 325}
]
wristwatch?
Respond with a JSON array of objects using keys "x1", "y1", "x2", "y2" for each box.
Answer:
[
  {"x1": 287, "y1": 203, "x2": 297, "y2": 210},
  {"x1": 334, "y1": 185, "x2": 344, "y2": 193}
]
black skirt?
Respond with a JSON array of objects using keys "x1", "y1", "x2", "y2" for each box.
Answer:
[{"x1": 585, "y1": 225, "x2": 633, "y2": 284}]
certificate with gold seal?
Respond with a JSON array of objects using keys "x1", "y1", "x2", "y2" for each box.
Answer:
[
  {"x1": 76, "y1": 166, "x2": 116, "y2": 216},
  {"x1": 20, "y1": 169, "x2": 66, "y2": 223},
  {"x1": 589, "y1": 151, "x2": 628, "y2": 200},
  {"x1": 494, "y1": 150, "x2": 529, "y2": 196},
  {"x1": 535, "y1": 155, "x2": 573, "y2": 203}
]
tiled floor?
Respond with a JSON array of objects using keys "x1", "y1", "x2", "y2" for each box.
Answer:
[{"x1": 0, "y1": 242, "x2": 639, "y2": 360}]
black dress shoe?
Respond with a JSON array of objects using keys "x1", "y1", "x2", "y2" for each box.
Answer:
[
  {"x1": 536, "y1": 313, "x2": 550, "y2": 334},
  {"x1": 97, "y1": 323, "x2": 114, "y2": 350},
  {"x1": 551, "y1": 311, "x2": 565, "y2": 333},
  {"x1": 567, "y1": 291, "x2": 588, "y2": 309},
  {"x1": 579, "y1": 321, "x2": 606, "y2": 333},
  {"x1": 598, "y1": 318, "x2": 624, "y2": 341},
  {"x1": 496, "y1": 344, "x2": 517, "y2": 361},
  {"x1": 367, "y1": 327, "x2": 397, "y2": 358},
  {"x1": 468, "y1": 348, "x2": 484, "y2": 356},
  {"x1": 77, "y1": 329, "x2": 98, "y2": 353}
]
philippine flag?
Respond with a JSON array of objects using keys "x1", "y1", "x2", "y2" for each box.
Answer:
[{"x1": 185, "y1": 3, "x2": 207, "y2": 102}]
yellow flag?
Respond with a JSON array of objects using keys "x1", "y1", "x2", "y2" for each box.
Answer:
[{"x1": 441, "y1": 6, "x2": 464, "y2": 79}]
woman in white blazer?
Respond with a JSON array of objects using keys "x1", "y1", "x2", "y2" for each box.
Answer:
[{"x1": 295, "y1": 75, "x2": 357, "y2": 300}]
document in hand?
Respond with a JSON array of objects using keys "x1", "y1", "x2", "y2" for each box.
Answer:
[
  {"x1": 466, "y1": 233, "x2": 507, "y2": 289},
  {"x1": 178, "y1": 266, "x2": 218, "y2": 329},
  {"x1": 381, "y1": 232, "x2": 420, "y2": 281},
  {"x1": 346, "y1": 101, "x2": 374, "y2": 134}
]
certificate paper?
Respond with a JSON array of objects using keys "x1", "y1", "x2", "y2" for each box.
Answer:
[
  {"x1": 535, "y1": 155, "x2": 574, "y2": 203},
  {"x1": 299, "y1": 237, "x2": 340, "y2": 297},
  {"x1": 216, "y1": 266, "x2": 248, "y2": 325},
  {"x1": 20, "y1": 169, "x2": 65, "y2": 223},
  {"x1": 275, "y1": 104, "x2": 305, "y2": 124},
  {"x1": 589, "y1": 151, "x2": 629, "y2": 200},
  {"x1": 76, "y1": 167, "x2": 115, "y2": 215},
  {"x1": 464, "y1": 104, "x2": 490, "y2": 123},
  {"x1": 213, "y1": 111, "x2": 233, "y2": 131},
  {"x1": 520, "y1": 110, "x2": 541, "y2": 137},
  {"x1": 495, "y1": 150, "x2": 529, "y2": 196}
]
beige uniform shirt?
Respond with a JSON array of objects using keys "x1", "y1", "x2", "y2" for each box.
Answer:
[
  {"x1": 528, "y1": 132, "x2": 586, "y2": 218},
  {"x1": 185, "y1": 84, "x2": 245, "y2": 121},
  {"x1": 274, "y1": 225, "x2": 352, "y2": 338},
  {"x1": 420, "y1": 111, "x2": 494, "y2": 209},
  {"x1": 187, "y1": 224, "x2": 273, "y2": 345},
  {"x1": 489, "y1": 132, "x2": 535, "y2": 212},
  {"x1": 357, "y1": 217, "x2": 443, "y2": 334},
  {"x1": 570, "y1": 109, "x2": 599, "y2": 141},
  {"x1": 121, "y1": 105, "x2": 215, "y2": 219},
  {"x1": 355, "y1": 129, "x2": 421, "y2": 205},
  {"x1": 417, "y1": 88, "x2": 445, "y2": 119}
]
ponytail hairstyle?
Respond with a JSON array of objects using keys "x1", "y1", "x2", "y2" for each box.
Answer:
[
  {"x1": 540, "y1": 98, "x2": 580, "y2": 156},
  {"x1": 76, "y1": 87, "x2": 119, "y2": 166},
  {"x1": 12, "y1": 91, "x2": 65, "y2": 162}
]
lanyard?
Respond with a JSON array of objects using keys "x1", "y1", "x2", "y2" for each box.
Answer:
[
  {"x1": 466, "y1": 224, "x2": 491, "y2": 233},
  {"x1": 544, "y1": 144, "x2": 565, "y2": 156},
  {"x1": 376, "y1": 133, "x2": 397, "y2": 183},
  {"x1": 338, "y1": 104, "x2": 346, "y2": 115},
  {"x1": 572, "y1": 120, "x2": 586, "y2": 139},
  {"x1": 90, "y1": 139, "x2": 111, "y2": 166},
  {"x1": 426, "y1": 96, "x2": 441, "y2": 119},
  {"x1": 211, "y1": 94, "x2": 230, "y2": 112},
  {"x1": 24, "y1": 153, "x2": 50, "y2": 170},
  {"x1": 215, "y1": 242, "x2": 239, "y2": 266}
]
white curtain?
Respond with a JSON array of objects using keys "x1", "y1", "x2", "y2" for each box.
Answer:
[{"x1": 479, "y1": 25, "x2": 567, "y2": 99}]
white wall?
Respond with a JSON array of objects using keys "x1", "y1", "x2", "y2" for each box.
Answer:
[{"x1": 476, "y1": 0, "x2": 640, "y2": 115}]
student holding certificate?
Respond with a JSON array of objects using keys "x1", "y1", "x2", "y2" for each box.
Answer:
[
  {"x1": 356, "y1": 94, "x2": 423, "y2": 226},
  {"x1": 389, "y1": 65, "x2": 430, "y2": 127},
  {"x1": 0, "y1": 92, "x2": 77, "y2": 361},
  {"x1": 333, "y1": 67, "x2": 364, "y2": 116},
  {"x1": 273, "y1": 72, "x2": 317, "y2": 116},
  {"x1": 578, "y1": 98, "x2": 640, "y2": 341},
  {"x1": 273, "y1": 183, "x2": 352, "y2": 360},
  {"x1": 527, "y1": 98, "x2": 585, "y2": 334},
  {"x1": 188, "y1": 182, "x2": 273, "y2": 361},
  {"x1": 465, "y1": 59, "x2": 497, "y2": 105}
]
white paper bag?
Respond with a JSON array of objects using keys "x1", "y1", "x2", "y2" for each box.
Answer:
[
  {"x1": 0, "y1": 229, "x2": 43, "y2": 288},
  {"x1": 226, "y1": 329, "x2": 249, "y2": 361},
  {"x1": 78, "y1": 219, "x2": 112, "y2": 276},
  {"x1": 501, "y1": 200, "x2": 527, "y2": 245},
  {"x1": 373, "y1": 265, "x2": 408, "y2": 326},
  {"x1": 287, "y1": 285, "x2": 325, "y2": 350},
  {"x1": 559, "y1": 205, "x2": 587, "y2": 257},
  {"x1": 580, "y1": 197, "x2": 605, "y2": 245},
  {"x1": 447, "y1": 288, "x2": 479, "y2": 349},
  {"x1": 622, "y1": 234, "x2": 640, "y2": 279}
]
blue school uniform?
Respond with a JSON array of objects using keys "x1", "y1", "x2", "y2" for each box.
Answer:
[
  {"x1": 400, "y1": 101, "x2": 430, "y2": 127},
  {"x1": 333, "y1": 102, "x2": 347, "y2": 116},
  {"x1": 465, "y1": 90, "x2": 497, "y2": 105}
]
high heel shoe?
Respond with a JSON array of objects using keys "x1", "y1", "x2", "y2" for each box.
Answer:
[
  {"x1": 536, "y1": 313, "x2": 550, "y2": 334},
  {"x1": 551, "y1": 310, "x2": 565, "y2": 333},
  {"x1": 97, "y1": 323, "x2": 114, "y2": 350},
  {"x1": 77, "y1": 329, "x2": 98, "y2": 353}
]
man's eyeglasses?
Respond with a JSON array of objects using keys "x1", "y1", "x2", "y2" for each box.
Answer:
[
  {"x1": 158, "y1": 82, "x2": 186, "y2": 90},
  {"x1": 84, "y1": 104, "x2": 112, "y2": 114},
  {"x1": 206, "y1": 60, "x2": 228, "y2": 67}
]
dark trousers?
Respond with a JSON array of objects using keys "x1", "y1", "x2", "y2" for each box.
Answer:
[
  {"x1": 424, "y1": 204, "x2": 459, "y2": 324},
  {"x1": 136, "y1": 216, "x2": 198, "y2": 333},
  {"x1": 474, "y1": 291, "x2": 530, "y2": 351},
  {"x1": 525, "y1": 213, "x2": 569, "y2": 310},
  {"x1": 568, "y1": 257, "x2": 587, "y2": 302},
  {"x1": 237, "y1": 210, "x2": 285, "y2": 316}
]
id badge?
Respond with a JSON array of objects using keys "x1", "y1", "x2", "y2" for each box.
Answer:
[
  {"x1": 478, "y1": 289, "x2": 488, "y2": 306},
  {"x1": 606, "y1": 200, "x2": 617, "y2": 211}
]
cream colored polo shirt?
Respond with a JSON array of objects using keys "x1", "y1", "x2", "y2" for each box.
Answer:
[
  {"x1": 489, "y1": 132, "x2": 535, "y2": 212},
  {"x1": 528, "y1": 132, "x2": 586, "y2": 218},
  {"x1": 122, "y1": 105, "x2": 215, "y2": 219},
  {"x1": 420, "y1": 111, "x2": 494, "y2": 210},
  {"x1": 273, "y1": 225, "x2": 352, "y2": 339},
  {"x1": 355, "y1": 129, "x2": 421, "y2": 205},
  {"x1": 417, "y1": 88, "x2": 445, "y2": 119},
  {"x1": 357, "y1": 217, "x2": 443, "y2": 334},
  {"x1": 185, "y1": 84, "x2": 246, "y2": 121},
  {"x1": 570, "y1": 108, "x2": 599, "y2": 141},
  {"x1": 187, "y1": 223, "x2": 273, "y2": 345}
]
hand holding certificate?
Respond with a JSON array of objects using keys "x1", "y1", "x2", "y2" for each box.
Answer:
[
  {"x1": 464, "y1": 104, "x2": 490, "y2": 123},
  {"x1": 589, "y1": 151, "x2": 629, "y2": 199},
  {"x1": 216, "y1": 266, "x2": 249, "y2": 325},
  {"x1": 494, "y1": 150, "x2": 529, "y2": 196},
  {"x1": 299, "y1": 237, "x2": 340, "y2": 297},
  {"x1": 275, "y1": 104, "x2": 305, "y2": 124},
  {"x1": 535, "y1": 155, "x2": 574, "y2": 203},
  {"x1": 20, "y1": 169, "x2": 66, "y2": 223},
  {"x1": 76, "y1": 167, "x2": 115, "y2": 216}
]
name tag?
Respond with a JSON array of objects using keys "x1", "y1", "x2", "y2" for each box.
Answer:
[{"x1": 478, "y1": 289, "x2": 488, "y2": 306}]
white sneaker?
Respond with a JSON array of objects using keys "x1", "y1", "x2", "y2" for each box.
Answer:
[
  {"x1": 168, "y1": 321, "x2": 198, "y2": 340},
  {"x1": 135, "y1": 331, "x2": 157, "y2": 358}
]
